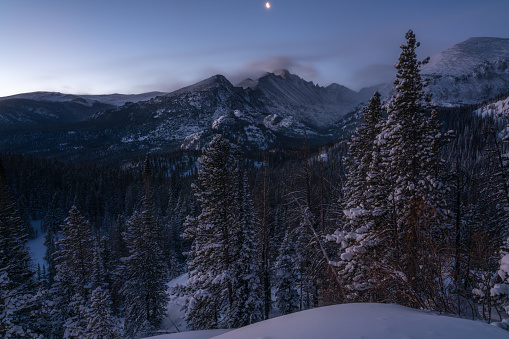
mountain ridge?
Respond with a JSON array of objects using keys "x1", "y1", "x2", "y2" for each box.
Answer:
[{"x1": 0, "y1": 36, "x2": 508, "y2": 161}]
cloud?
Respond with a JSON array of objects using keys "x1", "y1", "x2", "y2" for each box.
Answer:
[{"x1": 226, "y1": 56, "x2": 320, "y2": 85}]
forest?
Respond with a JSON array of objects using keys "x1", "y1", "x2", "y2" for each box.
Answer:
[{"x1": 1, "y1": 30, "x2": 509, "y2": 338}]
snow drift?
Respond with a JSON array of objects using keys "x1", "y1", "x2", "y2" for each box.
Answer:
[{"x1": 149, "y1": 303, "x2": 507, "y2": 339}]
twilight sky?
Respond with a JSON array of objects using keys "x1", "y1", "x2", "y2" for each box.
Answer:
[{"x1": 1, "y1": 0, "x2": 508, "y2": 96}]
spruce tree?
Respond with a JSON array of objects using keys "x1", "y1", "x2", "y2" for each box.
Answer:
[
  {"x1": 51, "y1": 205, "x2": 95, "y2": 337},
  {"x1": 229, "y1": 155, "x2": 263, "y2": 327},
  {"x1": 274, "y1": 229, "x2": 300, "y2": 315},
  {"x1": 327, "y1": 92, "x2": 384, "y2": 302},
  {"x1": 0, "y1": 156, "x2": 36, "y2": 337},
  {"x1": 85, "y1": 286, "x2": 122, "y2": 339},
  {"x1": 372, "y1": 30, "x2": 449, "y2": 307},
  {"x1": 182, "y1": 135, "x2": 262, "y2": 329},
  {"x1": 120, "y1": 158, "x2": 169, "y2": 338}
]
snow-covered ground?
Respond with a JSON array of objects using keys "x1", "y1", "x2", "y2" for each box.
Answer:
[
  {"x1": 26, "y1": 229, "x2": 509, "y2": 339},
  {"x1": 27, "y1": 220, "x2": 47, "y2": 271},
  {"x1": 148, "y1": 303, "x2": 508, "y2": 339}
]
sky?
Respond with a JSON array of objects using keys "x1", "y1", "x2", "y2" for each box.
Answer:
[{"x1": 1, "y1": 0, "x2": 508, "y2": 96}]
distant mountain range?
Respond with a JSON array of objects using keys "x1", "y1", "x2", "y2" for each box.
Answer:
[{"x1": 0, "y1": 37, "x2": 508, "y2": 162}]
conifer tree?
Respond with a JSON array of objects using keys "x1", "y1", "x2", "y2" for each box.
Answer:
[
  {"x1": 51, "y1": 205, "x2": 95, "y2": 337},
  {"x1": 120, "y1": 158, "x2": 169, "y2": 338},
  {"x1": 274, "y1": 229, "x2": 300, "y2": 315},
  {"x1": 0, "y1": 157, "x2": 34, "y2": 289},
  {"x1": 343, "y1": 91, "x2": 384, "y2": 212},
  {"x1": 371, "y1": 30, "x2": 449, "y2": 307},
  {"x1": 182, "y1": 135, "x2": 262, "y2": 329},
  {"x1": 0, "y1": 156, "x2": 36, "y2": 337},
  {"x1": 327, "y1": 92, "x2": 384, "y2": 302},
  {"x1": 229, "y1": 154, "x2": 263, "y2": 327},
  {"x1": 85, "y1": 286, "x2": 122, "y2": 339},
  {"x1": 330, "y1": 30, "x2": 450, "y2": 308}
]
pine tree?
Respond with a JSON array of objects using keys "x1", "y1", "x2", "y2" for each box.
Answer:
[
  {"x1": 274, "y1": 229, "x2": 300, "y2": 315},
  {"x1": 327, "y1": 92, "x2": 384, "y2": 302},
  {"x1": 229, "y1": 154, "x2": 263, "y2": 327},
  {"x1": 120, "y1": 158, "x2": 169, "y2": 338},
  {"x1": 0, "y1": 156, "x2": 36, "y2": 337},
  {"x1": 51, "y1": 205, "x2": 95, "y2": 337},
  {"x1": 85, "y1": 286, "x2": 122, "y2": 339},
  {"x1": 182, "y1": 135, "x2": 262, "y2": 329},
  {"x1": 371, "y1": 30, "x2": 449, "y2": 308},
  {"x1": 330, "y1": 30, "x2": 451, "y2": 309},
  {"x1": 0, "y1": 157, "x2": 34, "y2": 289},
  {"x1": 343, "y1": 91, "x2": 384, "y2": 212}
]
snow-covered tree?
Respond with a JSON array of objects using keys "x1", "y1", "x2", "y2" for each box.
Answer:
[
  {"x1": 371, "y1": 30, "x2": 450, "y2": 307},
  {"x1": 0, "y1": 156, "x2": 37, "y2": 337},
  {"x1": 343, "y1": 91, "x2": 384, "y2": 212},
  {"x1": 182, "y1": 135, "x2": 262, "y2": 329},
  {"x1": 274, "y1": 229, "x2": 300, "y2": 315},
  {"x1": 327, "y1": 92, "x2": 384, "y2": 302},
  {"x1": 229, "y1": 158, "x2": 263, "y2": 327},
  {"x1": 120, "y1": 158, "x2": 169, "y2": 338},
  {"x1": 85, "y1": 286, "x2": 122, "y2": 338},
  {"x1": 330, "y1": 30, "x2": 450, "y2": 308},
  {"x1": 51, "y1": 205, "x2": 95, "y2": 337}
]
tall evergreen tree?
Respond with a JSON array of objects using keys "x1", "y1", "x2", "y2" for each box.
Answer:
[
  {"x1": 372, "y1": 30, "x2": 449, "y2": 308},
  {"x1": 330, "y1": 30, "x2": 450, "y2": 309},
  {"x1": 326, "y1": 92, "x2": 384, "y2": 302},
  {"x1": 0, "y1": 156, "x2": 36, "y2": 337},
  {"x1": 274, "y1": 229, "x2": 300, "y2": 315},
  {"x1": 119, "y1": 158, "x2": 169, "y2": 338},
  {"x1": 51, "y1": 205, "x2": 95, "y2": 338},
  {"x1": 229, "y1": 153, "x2": 263, "y2": 327},
  {"x1": 182, "y1": 135, "x2": 262, "y2": 329}
]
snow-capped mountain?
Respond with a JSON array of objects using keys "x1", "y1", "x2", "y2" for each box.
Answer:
[
  {"x1": 247, "y1": 69, "x2": 376, "y2": 128},
  {"x1": 0, "y1": 36, "x2": 508, "y2": 161},
  {"x1": 83, "y1": 71, "x2": 377, "y2": 156},
  {"x1": 423, "y1": 37, "x2": 509, "y2": 106}
]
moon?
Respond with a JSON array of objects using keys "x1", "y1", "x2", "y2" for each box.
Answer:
[{"x1": 265, "y1": 2, "x2": 271, "y2": 9}]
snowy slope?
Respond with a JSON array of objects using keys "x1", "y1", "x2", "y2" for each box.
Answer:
[
  {"x1": 424, "y1": 38, "x2": 509, "y2": 76},
  {"x1": 27, "y1": 220, "x2": 46, "y2": 271},
  {"x1": 248, "y1": 69, "x2": 376, "y2": 129},
  {"x1": 474, "y1": 95, "x2": 509, "y2": 117},
  {"x1": 148, "y1": 303, "x2": 508, "y2": 339},
  {"x1": 423, "y1": 38, "x2": 509, "y2": 106}
]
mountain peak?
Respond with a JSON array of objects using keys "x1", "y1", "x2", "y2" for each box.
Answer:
[
  {"x1": 273, "y1": 69, "x2": 292, "y2": 79},
  {"x1": 423, "y1": 37, "x2": 509, "y2": 76},
  {"x1": 172, "y1": 74, "x2": 233, "y2": 95}
]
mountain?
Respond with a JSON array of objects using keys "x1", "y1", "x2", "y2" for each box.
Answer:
[
  {"x1": 248, "y1": 69, "x2": 375, "y2": 128},
  {"x1": 423, "y1": 37, "x2": 509, "y2": 106},
  {"x1": 83, "y1": 71, "x2": 380, "y2": 156},
  {"x1": 0, "y1": 91, "x2": 165, "y2": 131},
  {"x1": 0, "y1": 37, "x2": 508, "y2": 162}
]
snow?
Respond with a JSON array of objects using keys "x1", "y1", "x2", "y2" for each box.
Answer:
[
  {"x1": 27, "y1": 220, "x2": 47, "y2": 270},
  {"x1": 424, "y1": 37, "x2": 509, "y2": 76},
  {"x1": 149, "y1": 329, "x2": 231, "y2": 339},
  {"x1": 422, "y1": 38, "x2": 509, "y2": 106},
  {"x1": 145, "y1": 303, "x2": 508, "y2": 339},
  {"x1": 474, "y1": 95, "x2": 509, "y2": 117}
]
